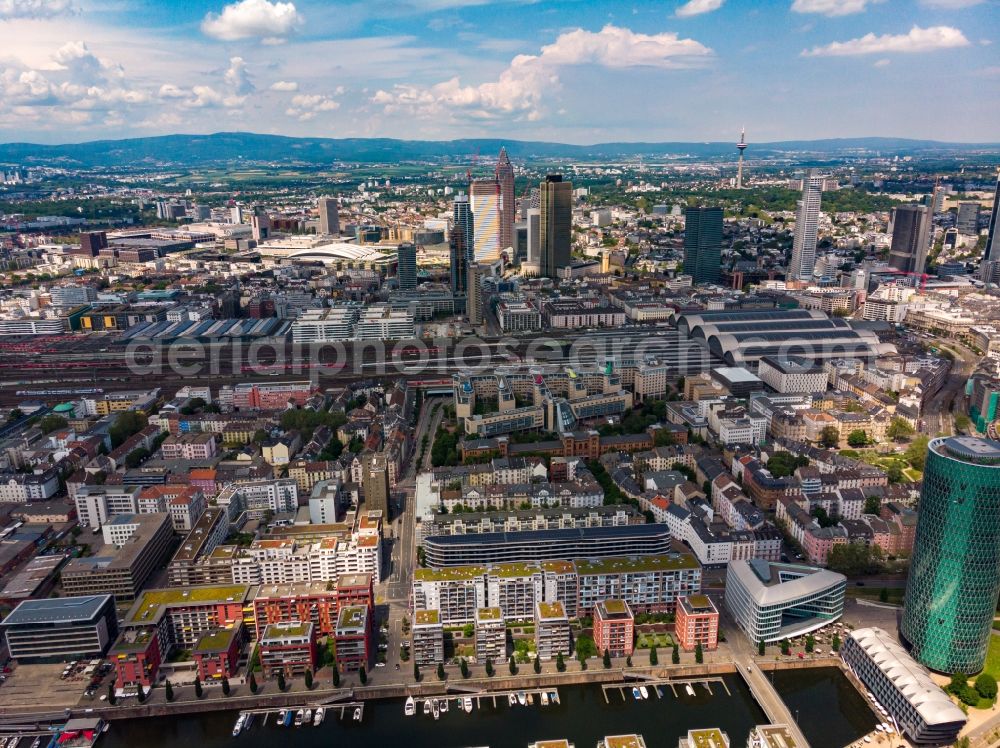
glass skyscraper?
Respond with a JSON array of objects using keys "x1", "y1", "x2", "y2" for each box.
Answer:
[
  {"x1": 683, "y1": 206, "x2": 722, "y2": 286},
  {"x1": 900, "y1": 436, "x2": 1000, "y2": 674}
]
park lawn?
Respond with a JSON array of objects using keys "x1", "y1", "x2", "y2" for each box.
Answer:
[
  {"x1": 980, "y1": 633, "x2": 1000, "y2": 681},
  {"x1": 856, "y1": 451, "x2": 923, "y2": 483},
  {"x1": 636, "y1": 633, "x2": 674, "y2": 649}
]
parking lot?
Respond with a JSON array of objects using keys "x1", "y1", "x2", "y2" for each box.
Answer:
[{"x1": 0, "y1": 663, "x2": 85, "y2": 715}]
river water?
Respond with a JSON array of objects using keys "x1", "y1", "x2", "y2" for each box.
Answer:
[{"x1": 101, "y1": 671, "x2": 876, "y2": 748}]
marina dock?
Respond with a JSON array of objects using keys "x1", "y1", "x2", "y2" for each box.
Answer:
[{"x1": 601, "y1": 677, "x2": 730, "y2": 703}]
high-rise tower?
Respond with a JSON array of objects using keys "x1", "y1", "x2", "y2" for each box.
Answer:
[
  {"x1": 539, "y1": 175, "x2": 572, "y2": 278},
  {"x1": 470, "y1": 180, "x2": 501, "y2": 263},
  {"x1": 496, "y1": 147, "x2": 515, "y2": 254},
  {"x1": 451, "y1": 194, "x2": 473, "y2": 295},
  {"x1": 901, "y1": 436, "x2": 1000, "y2": 674},
  {"x1": 735, "y1": 128, "x2": 748, "y2": 189},
  {"x1": 684, "y1": 207, "x2": 723, "y2": 286},
  {"x1": 397, "y1": 242, "x2": 417, "y2": 291},
  {"x1": 985, "y1": 170, "x2": 1000, "y2": 262},
  {"x1": 887, "y1": 204, "x2": 930, "y2": 275},
  {"x1": 789, "y1": 169, "x2": 824, "y2": 282},
  {"x1": 318, "y1": 196, "x2": 339, "y2": 236}
]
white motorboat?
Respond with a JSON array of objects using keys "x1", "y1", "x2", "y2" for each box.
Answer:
[
  {"x1": 685, "y1": 684, "x2": 696, "y2": 697},
  {"x1": 423, "y1": 700, "x2": 432, "y2": 715},
  {"x1": 294, "y1": 710, "x2": 305, "y2": 727},
  {"x1": 463, "y1": 697, "x2": 473, "y2": 713},
  {"x1": 405, "y1": 696, "x2": 416, "y2": 717},
  {"x1": 277, "y1": 710, "x2": 289, "y2": 727},
  {"x1": 432, "y1": 700, "x2": 440, "y2": 721},
  {"x1": 232, "y1": 713, "x2": 247, "y2": 737},
  {"x1": 540, "y1": 692, "x2": 550, "y2": 706},
  {"x1": 303, "y1": 709, "x2": 312, "y2": 724},
  {"x1": 353, "y1": 707, "x2": 362, "y2": 722},
  {"x1": 508, "y1": 694, "x2": 517, "y2": 707},
  {"x1": 517, "y1": 691, "x2": 527, "y2": 706},
  {"x1": 313, "y1": 708, "x2": 325, "y2": 726},
  {"x1": 440, "y1": 699, "x2": 449, "y2": 714},
  {"x1": 639, "y1": 686, "x2": 649, "y2": 700}
]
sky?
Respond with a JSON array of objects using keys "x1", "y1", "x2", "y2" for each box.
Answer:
[{"x1": 0, "y1": 0, "x2": 996, "y2": 145}]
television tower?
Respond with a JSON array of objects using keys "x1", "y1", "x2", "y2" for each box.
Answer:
[{"x1": 736, "y1": 127, "x2": 748, "y2": 189}]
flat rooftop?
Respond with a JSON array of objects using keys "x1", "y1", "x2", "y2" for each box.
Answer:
[
  {"x1": 126, "y1": 584, "x2": 249, "y2": 625},
  {"x1": 413, "y1": 608, "x2": 441, "y2": 627},
  {"x1": 574, "y1": 553, "x2": 699, "y2": 575},
  {"x1": 603, "y1": 736, "x2": 646, "y2": 748},
  {"x1": 536, "y1": 601, "x2": 567, "y2": 621},
  {"x1": 596, "y1": 599, "x2": 632, "y2": 619},
  {"x1": 336, "y1": 606, "x2": 368, "y2": 632},
  {"x1": 686, "y1": 728, "x2": 729, "y2": 748},
  {"x1": 2, "y1": 594, "x2": 111, "y2": 626}
]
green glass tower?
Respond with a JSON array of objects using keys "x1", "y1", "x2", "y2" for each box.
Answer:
[{"x1": 900, "y1": 436, "x2": 1000, "y2": 674}]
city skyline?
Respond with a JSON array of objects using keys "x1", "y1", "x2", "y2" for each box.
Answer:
[{"x1": 0, "y1": 0, "x2": 996, "y2": 144}]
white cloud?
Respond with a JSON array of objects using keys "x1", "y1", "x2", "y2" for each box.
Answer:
[
  {"x1": 158, "y1": 83, "x2": 186, "y2": 98},
  {"x1": 285, "y1": 92, "x2": 340, "y2": 120},
  {"x1": 224, "y1": 56, "x2": 254, "y2": 95},
  {"x1": 802, "y1": 25, "x2": 970, "y2": 56},
  {"x1": 173, "y1": 85, "x2": 244, "y2": 108},
  {"x1": 201, "y1": 0, "x2": 302, "y2": 41},
  {"x1": 373, "y1": 24, "x2": 711, "y2": 122},
  {"x1": 675, "y1": 0, "x2": 724, "y2": 18},
  {"x1": 791, "y1": 0, "x2": 873, "y2": 16},
  {"x1": 918, "y1": 0, "x2": 983, "y2": 7},
  {"x1": 269, "y1": 80, "x2": 298, "y2": 91},
  {"x1": 0, "y1": 0, "x2": 72, "y2": 19}
]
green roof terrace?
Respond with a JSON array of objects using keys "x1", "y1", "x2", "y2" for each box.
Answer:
[
  {"x1": 413, "y1": 566, "x2": 487, "y2": 582},
  {"x1": 574, "y1": 553, "x2": 699, "y2": 576},
  {"x1": 126, "y1": 585, "x2": 250, "y2": 625}
]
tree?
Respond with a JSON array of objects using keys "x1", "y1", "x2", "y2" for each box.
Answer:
[
  {"x1": 413, "y1": 662, "x2": 420, "y2": 682},
  {"x1": 462, "y1": 623, "x2": 474, "y2": 638},
  {"x1": 485, "y1": 658, "x2": 494, "y2": 677},
  {"x1": 672, "y1": 644, "x2": 680, "y2": 665},
  {"x1": 437, "y1": 663, "x2": 446, "y2": 681},
  {"x1": 556, "y1": 653, "x2": 565, "y2": 672},
  {"x1": 975, "y1": 673, "x2": 998, "y2": 700},
  {"x1": 276, "y1": 671, "x2": 286, "y2": 692},
  {"x1": 864, "y1": 496, "x2": 881, "y2": 516},
  {"x1": 109, "y1": 410, "x2": 147, "y2": 448},
  {"x1": 533, "y1": 655, "x2": 541, "y2": 674},
  {"x1": 136, "y1": 686, "x2": 146, "y2": 703},
  {"x1": 332, "y1": 668, "x2": 340, "y2": 688},
  {"x1": 805, "y1": 635, "x2": 815, "y2": 653},
  {"x1": 38, "y1": 414, "x2": 68, "y2": 434},
  {"x1": 249, "y1": 673, "x2": 258, "y2": 694},
  {"x1": 758, "y1": 640, "x2": 766, "y2": 656},
  {"x1": 694, "y1": 643, "x2": 703, "y2": 664},
  {"x1": 509, "y1": 655, "x2": 518, "y2": 675},
  {"x1": 831, "y1": 633, "x2": 841, "y2": 652},
  {"x1": 886, "y1": 417, "x2": 915, "y2": 441},
  {"x1": 252, "y1": 429, "x2": 269, "y2": 444},
  {"x1": 879, "y1": 587, "x2": 889, "y2": 603},
  {"x1": 194, "y1": 676, "x2": 203, "y2": 698},
  {"x1": 603, "y1": 649, "x2": 612, "y2": 669},
  {"x1": 359, "y1": 666, "x2": 367, "y2": 685},
  {"x1": 222, "y1": 677, "x2": 231, "y2": 696},
  {"x1": 847, "y1": 430, "x2": 868, "y2": 448},
  {"x1": 124, "y1": 446, "x2": 150, "y2": 468},
  {"x1": 905, "y1": 435, "x2": 929, "y2": 471},
  {"x1": 165, "y1": 679, "x2": 174, "y2": 702},
  {"x1": 826, "y1": 542, "x2": 885, "y2": 576},
  {"x1": 649, "y1": 646, "x2": 658, "y2": 666},
  {"x1": 460, "y1": 658, "x2": 469, "y2": 678},
  {"x1": 574, "y1": 634, "x2": 597, "y2": 662},
  {"x1": 819, "y1": 426, "x2": 840, "y2": 449},
  {"x1": 781, "y1": 639, "x2": 790, "y2": 656},
  {"x1": 626, "y1": 656, "x2": 632, "y2": 667},
  {"x1": 107, "y1": 683, "x2": 116, "y2": 705},
  {"x1": 304, "y1": 670, "x2": 313, "y2": 690}
]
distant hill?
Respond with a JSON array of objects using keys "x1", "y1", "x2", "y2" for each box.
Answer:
[{"x1": 0, "y1": 132, "x2": 996, "y2": 167}]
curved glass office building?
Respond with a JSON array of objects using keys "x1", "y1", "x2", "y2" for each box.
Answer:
[{"x1": 901, "y1": 436, "x2": 1000, "y2": 674}]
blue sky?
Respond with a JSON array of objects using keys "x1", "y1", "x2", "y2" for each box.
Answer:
[{"x1": 0, "y1": 0, "x2": 996, "y2": 144}]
